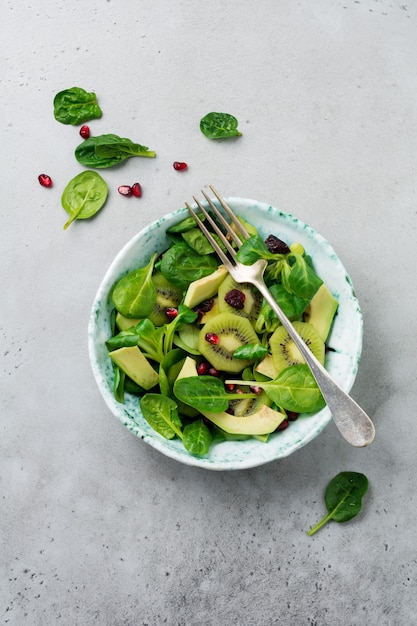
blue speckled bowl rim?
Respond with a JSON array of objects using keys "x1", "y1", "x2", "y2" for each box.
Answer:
[{"x1": 88, "y1": 198, "x2": 363, "y2": 470}]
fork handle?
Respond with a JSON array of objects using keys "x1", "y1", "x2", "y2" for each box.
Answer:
[{"x1": 257, "y1": 282, "x2": 376, "y2": 447}]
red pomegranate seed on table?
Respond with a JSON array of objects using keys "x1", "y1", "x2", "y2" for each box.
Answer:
[
  {"x1": 131, "y1": 182, "x2": 142, "y2": 197},
  {"x1": 118, "y1": 185, "x2": 133, "y2": 196},
  {"x1": 79, "y1": 125, "x2": 90, "y2": 139},
  {"x1": 173, "y1": 161, "x2": 188, "y2": 171},
  {"x1": 38, "y1": 174, "x2": 53, "y2": 187}
]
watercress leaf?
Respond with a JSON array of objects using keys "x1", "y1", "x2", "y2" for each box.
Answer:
[
  {"x1": 75, "y1": 134, "x2": 156, "y2": 168},
  {"x1": 200, "y1": 112, "x2": 242, "y2": 139},
  {"x1": 254, "y1": 284, "x2": 309, "y2": 333},
  {"x1": 160, "y1": 242, "x2": 218, "y2": 289},
  {"x1": 174, "y1": 375, "x2": 232, "y2": 413},
  {"x1": 261, "y1": 364, "x2": 325, "y2": 413},
  {"x1": 111, "y1": 254, "x2": 157, "y2": 318},
  {"x1": 287, "y1": 254, "x2": 323, "y2": 301},
  {"x1": 107, "y1": 319, "x2": 164, "y2": 363},
  {"x1": 182, "y1": 419, "x2": 213, "y2": 455},
  {"x1": 61, "y1": 171, "x2": 108, "y2": 230},
  {"x1": 307, "y1": 472, "x2": 369, "y2": 536},
  {"x1": 53, "y1": 87, "x2": 102, "y2": 125},
  {"x1": 233, "y1": 344, "x2": 268, "y2": 360},
  {"x1": 139, "y1": 394, "x2": 183, "y2": 440}
]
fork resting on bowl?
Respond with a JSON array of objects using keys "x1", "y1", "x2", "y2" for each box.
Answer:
[{"x1": 185, "y1": 185, "x2": 376, "y2": 448}]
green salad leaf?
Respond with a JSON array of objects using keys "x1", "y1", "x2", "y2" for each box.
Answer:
[
  {"x1": 307, "y1": 472, "x2": 369, "y2": 536},
  {"x1": 139, "y1": 394, "x2": 183, "y2": 440},
  {"x1": 182, "y1": 419, "x2": 213, "y2": 455},
  {"x1": 200, "y1": 112, "x2": 242, "y2": 139},
  {"x1": 61, "y1": 170, "x2": 108, "y2": 230},
  {"x1": 54, "y1": 87, "x2": 102, "y2": 125},
  {"x1": 75, "y1": 133, "x2": 156, "y2": 168},
  {"x1": 111, "y1": 254, "x2": 157, "y2": 318}
]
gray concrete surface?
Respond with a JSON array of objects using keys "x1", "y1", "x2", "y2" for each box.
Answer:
[{"x1": 2, "y1": 1, "x2": 416, "y2": 624}]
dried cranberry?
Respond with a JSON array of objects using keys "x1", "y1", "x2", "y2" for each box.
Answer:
[
  {"x1": 38, "y1": 174, "x2": 53, "y2": 188},
  {"x1": 173, "y1": 161, "x2": 188, "y2": 171},
  {"x1": 197, "y1": 362, "x2": 209, "y2": 375},
  {"x1": 166, "y1": 307, "x2": 178, "y2": 321},
  {"x1": 265, "y1": 234, "x2": 290, "y2": 254},
  {"x1": 196, "y1": 299, "x2": 214, "y2": 314},
  {"x1": 118, "y1": 185, "x2": 133, "y2": 196},
  {"x1": 224, "y1": 289, "x2": 245, "y2": 310},
  {"x1": 79, "y1": 125, "x2": 90, "y2": 139},
  {"x1": 276, "y1": 419, "x2": 289, "y2": 431},
  {"x1": 131, "y1": 182, "x2": 142, "y2": 197},
  {"x1": 205, "y1": 333, "x2": 219, "y2": 345}
]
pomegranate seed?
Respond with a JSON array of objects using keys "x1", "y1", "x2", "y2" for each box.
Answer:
[
  {"x1": 226, "y1": 383, "x2": 236, "y2": 392},
  {"x1": 173, "y1": 161, "x2": 188, "y2": 171},
  {"x1": 277, "y1": 419, "x2": 289, "y2": 432},
  {"x1": 79, "y1": 125, "x2": 90, "y2": 139},
  {"x1": 205, "y1": 332, "x2": 219, "y2": 345},
  {"x1": 224, "y1": 289, "x2": 245, "y2": 310},
  {"x1": 131, "y1": 182, "x2": 142, "y2": 197},
  {"x1": 38, "y1": 174, "x2": 53, "y2": 188},
  {"x1": 208, "y1": 367, "x2": 220, "y2": 377},
  {"x1": 197, "y1": 362, "x2": 209, "y2": 375},
  {"x1": 118, "y1": 185, "x2": 133, "y2": 196},
  {"x1": 249, "y1": 385, "x2": 262, "y2": 395},
  {"x1": 166, "y1": 307, "x2": 178, "y2": 321}
]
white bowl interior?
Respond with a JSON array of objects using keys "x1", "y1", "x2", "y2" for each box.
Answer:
[{"x1": 88, "y1": 198, "x2": 362, "y2": 470}]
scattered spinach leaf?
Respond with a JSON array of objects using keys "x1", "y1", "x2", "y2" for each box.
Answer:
[
  {"x1": 61, "y1": 170, "x2": 108, "y2": 230},
  {"x1": 111, "y1": 254, "x2": 157, "y2": 318},
  {"x1": 182, "y1": 419, "x2": 213, "y2": 455},
  {"x1": 139, "y1": 394, "x2": 183, "y2": 440},
  {"x1": 307, "y1": 472, "x2": 369, "y2": 536},
  {"x1": 75, "y1": 133, "x2": 156, "y2": 168},
  {"x1": 200, "y1": 112, "x2": 242, "y2": 139},
  {"x1": 53, "y1": 87, "x2": 102, "y2": 125}
]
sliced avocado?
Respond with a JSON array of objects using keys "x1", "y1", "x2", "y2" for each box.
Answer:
[
  {"x1": 255, "y1": 354, "x2": 278, "y2": 380},
  {"x1": 231, "y1": 216, "x2": 258, "y2": 240},
  {"x1": 176, "y1": 356, "x2": 198, "y2": 380},
  {"x1": 183, "y1": 265, "x2": 228, "y2": 309},
  {"x1": 109, "y1": 346, "x2": 159, "y2": 390},
  {"x1": 116, "y1": 312, "x2": 141, "y2": 331},
  {"x1": 304, "y1": 284, "x2": 338, "y2": 341},
  {"x1": 200, "y1": 404, "x2": 286, "y2": 435}
]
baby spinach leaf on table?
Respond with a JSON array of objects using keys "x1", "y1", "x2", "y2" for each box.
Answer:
[
  {"x1": 139, "y1": 394, "x2": 183, "y2": 439},
  {"x1": 226, "y1": 364, "x2": 325, "y2": 413},
  {"x1": 307, "y1": 472, "x2": 369, "y2": 536},
  {"x1": 111, "y1": 254, "x2": 157, "y2": 318},
  {"x1": 61, "y1": 171, "x2": 108, "y2": 230},
  {"x1": 53, "y1": 87, "x2": 102, "y2": 125},
  {"x1": 200, "y1": 112, "x2": 242, "y2": 139},
  {"x1": 174, "y1": 376, "x2": 256, "y2": 413},
  {"x1": 182, "y1": 419, "x2": 213, "y2": 455},
  {"x1": 160, "y1": 242, "x2": 218, "y2": 289},
  {"x1": 75, "y1": 134, "x2": 156, "y2": 168}
]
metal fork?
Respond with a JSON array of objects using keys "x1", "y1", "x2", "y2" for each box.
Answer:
[{"x1": 185, "y1": 185, "x2": 375, "y2": 447}]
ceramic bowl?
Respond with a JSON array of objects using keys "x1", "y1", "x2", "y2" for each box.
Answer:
[{"x1": 88, "y1": 197, "x2": 363, "y2": 470}]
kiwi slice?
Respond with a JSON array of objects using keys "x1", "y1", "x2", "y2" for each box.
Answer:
[
  {"x1": 218, "y1": 275, "x2": 262, "y2": 323},
  {"x1": 269, "y1": 321, "x2": 325, "y2": 375},
  {"x1": 198, "y1": 312, "x2": 260, "y2": 373},
  {"x1": 148, "y1": 272, "x2": 183, "y2": 326},
  {"x1": 229, "y1": 389, "x2": 271, "y2": 417}
]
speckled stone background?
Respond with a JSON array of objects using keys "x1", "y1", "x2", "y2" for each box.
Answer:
[{"x1": 1, "y1": 1, "x2": 416, "y2": 625}]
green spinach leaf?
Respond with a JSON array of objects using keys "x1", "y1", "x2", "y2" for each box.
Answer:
[
  {"x1": 75, "y1": 133, "x2": 156, "y2": 168},
  {"x1": 307, "y1": 472, "x2": 369, "y2": 536},
  {"x1": 200, "y1": 112, "x2": 242, "y2": 139},
  {"x1": 61, "y1": 170, "x2": 108, "y2": 230},
  {"x1": 285, "y1": 254, "x2": 323, "y2": 301},
  {"x1": 233, "y1": 344, "x2": 268, "y2": 360},
  {"x1": 226, "y1": 364, "x2": 325, "y2": 413},
  {"x1": 53, "y1": 87, "x2": 102, "y2": 125},
  {"x1": 160, "y1": 242, "x2": 218, "y2": 289},
  {"x1": 111, "y1": 254, "x2": 157, "y2": 318},
  {"x1": 182, "y1": 419, "x2": 213, "y2": 455},
  {"x1": 107, "y1": 319, "x2": 165, "y2": 363},
  {"x1": 139, "y1": 394, "x2": 183, "y2": 439},
  {"x1": 174, "y1": 375, "x2": 256, "y2": 413}
]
